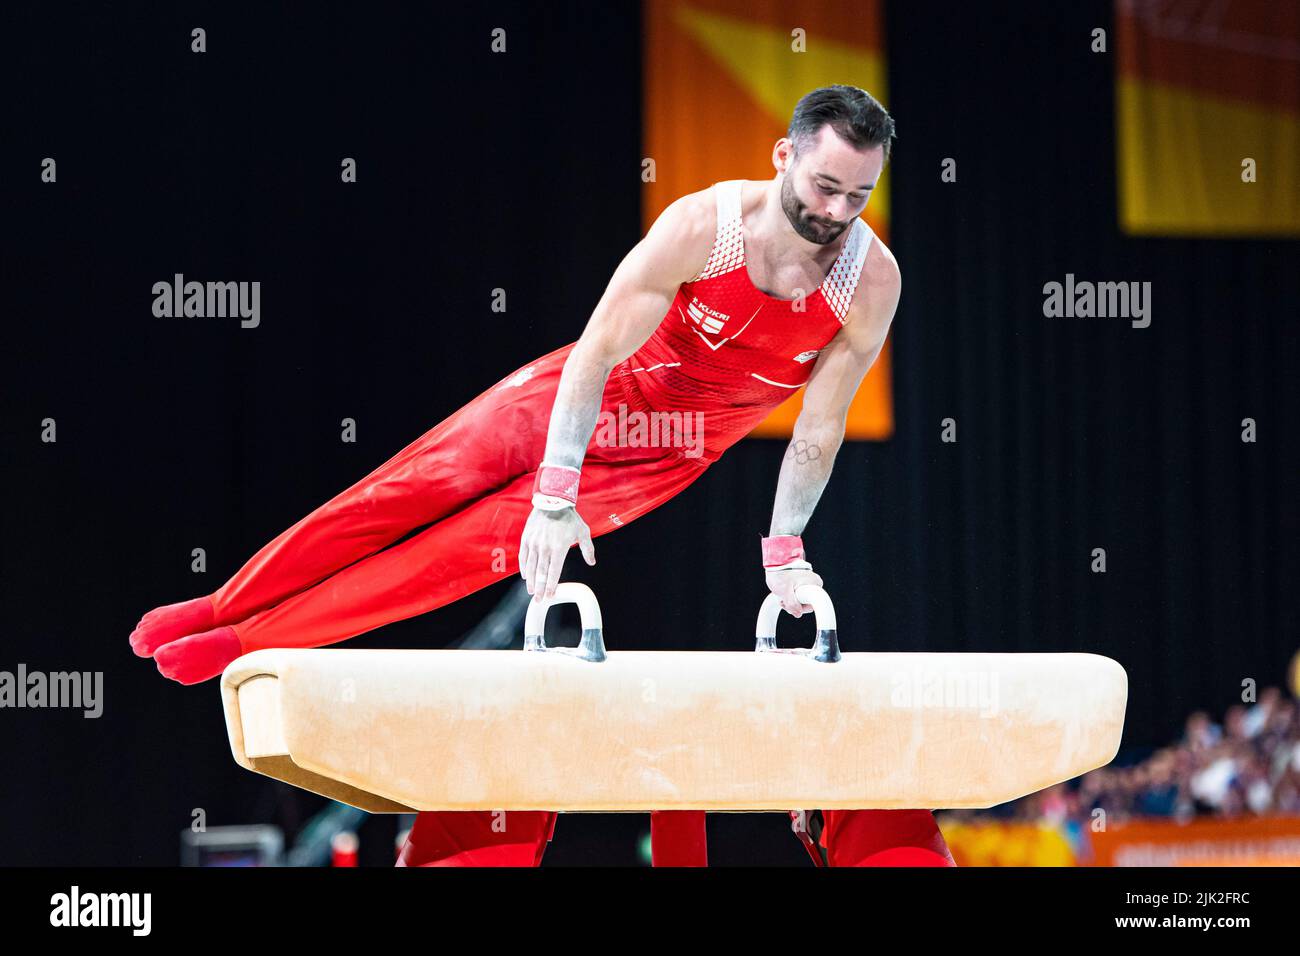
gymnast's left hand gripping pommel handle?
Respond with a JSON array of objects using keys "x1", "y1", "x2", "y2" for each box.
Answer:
[
  {"x1": 523, "y1": 581, "x2": 607, "y2": 662},
  {"x1": 755, "y1": 585, "x2": 841, "y2": 663}
]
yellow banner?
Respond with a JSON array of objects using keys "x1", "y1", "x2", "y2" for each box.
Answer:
[
  {"x1": 937, "y1": 818, "x2": 1080, "y2": 867},
  {"x1": 1116, "y1": 1, "x2": 1300, "y2": 236}
]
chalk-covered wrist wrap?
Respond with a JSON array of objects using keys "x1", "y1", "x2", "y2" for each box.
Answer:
[
  {"x1": 532, "y1": 463, "x2": 581, "y2": 512},
  {"x1": 762, "y1": 534, "x2": 811, "y2": 571}
]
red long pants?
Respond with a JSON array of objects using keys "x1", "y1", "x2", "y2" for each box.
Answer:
[
  {"x1": 205, "y1": 341, "x2": 954, "y2": 867},
  {"x1": 392, "y1": 808, "x2": 954, "y2": 867}
]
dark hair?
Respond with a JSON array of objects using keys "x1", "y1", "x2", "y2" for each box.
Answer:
[{"x1": 788, "y1": 85, "x2": 895, "y2": 165}]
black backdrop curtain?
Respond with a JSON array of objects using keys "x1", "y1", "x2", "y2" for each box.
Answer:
[{"x1": 1, "y1": 1, "x2": 1295, "y2": 863}]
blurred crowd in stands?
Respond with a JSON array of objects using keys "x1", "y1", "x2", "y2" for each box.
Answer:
[{"x1": 953, "y1": 686, "x2": 1300, "y2": 825}]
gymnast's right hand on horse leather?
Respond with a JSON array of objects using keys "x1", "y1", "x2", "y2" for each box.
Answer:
[{"x1": 519, "y1": 506, "x2": 595, "y2": 602}]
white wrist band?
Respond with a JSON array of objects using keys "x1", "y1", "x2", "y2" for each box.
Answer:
[{"x1": 532, "y1": 492, "x2": 575, "y2": 512}]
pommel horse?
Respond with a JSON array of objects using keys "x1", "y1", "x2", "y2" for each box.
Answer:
[{"x1": 221, "y1": 583, "x2": 1126, "y2": 824}]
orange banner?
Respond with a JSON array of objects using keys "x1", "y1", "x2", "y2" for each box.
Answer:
[
  {"x1": 1089, "y1": 815, "x2": 1300, "y2": 867},
  {"x1": 643, "y1": 0, "x2": 893, "y2": 439}
]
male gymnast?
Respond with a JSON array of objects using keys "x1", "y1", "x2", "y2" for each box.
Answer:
[{"x1": 131, "y1": 85, "x2": 956, "y2": 868}]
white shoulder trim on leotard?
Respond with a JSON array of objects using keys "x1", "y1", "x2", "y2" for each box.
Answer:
[
  {"x1": 687, "y1": 180, "x2": 746, "y2": 283},
  {"x1": 820, "y1": 219, "x2": 876, "y2": 324}
]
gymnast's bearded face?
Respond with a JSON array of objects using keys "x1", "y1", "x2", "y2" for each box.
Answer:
[{"x1": 779, "y1": 125, "x2": 884, "y2": 245}]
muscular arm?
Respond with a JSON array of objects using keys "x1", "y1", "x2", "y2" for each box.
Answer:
[
  {"x1": 520, "y1": 189, "x2": 715, "y2": 602},
  {"x1": 768, "y1": 240, "x2": 901, "y2": 536},
  {"x1": 539, "y1": 192, "x2": 715, "y2": 470}
]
